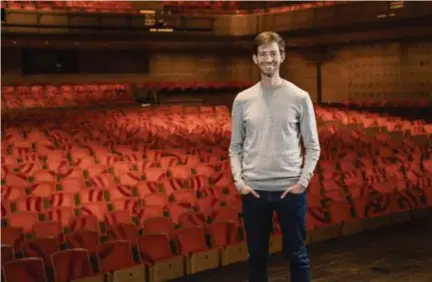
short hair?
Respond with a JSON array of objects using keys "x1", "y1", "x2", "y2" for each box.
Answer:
[{"x1": 253, "y1": 31, "x2": 285, "y2": 55}]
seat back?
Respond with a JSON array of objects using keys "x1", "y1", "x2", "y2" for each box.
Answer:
[
  {"x1": 1, "y1": 244, "x2": 14, "y2": 265},
  {"x1": 143, "y1": 216, "x2": 175, "y2": 240},
  {"x1": 3, "y1": 257, "x2": 48, "y2": 282},
  {"x1": 23, "y1": 237, "x2": 59, "y2": 266},
  {"x1": 106, "y1": 223, "x2": 139, "y2": 246},
  {"x1": 51, "y1": 249, "x2": 94, "y2": 282},
  {"x1": 97, "y1": 240, "x2": 135, "y2": 273},
  {"x1": 137, "y1": 234, "x2": 173, "y2": 262},
  {"x1": 66, "y1": 230, "x2": 100, "y2": 254},
  {"x1": 175, "y1": 226, "x2": 207, "y2": 255}
]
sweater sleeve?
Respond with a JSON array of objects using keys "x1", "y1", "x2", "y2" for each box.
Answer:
[
  {"x1": 298, "y1": 94, "x2": 321, "y2": 188},
  {"x1": 229, "y1": 97, "x2": 247, "y2": 190}
]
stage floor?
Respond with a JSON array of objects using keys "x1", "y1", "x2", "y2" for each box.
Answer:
[{"x1": 178, "y1": 215, "x2": 432, "y2": 282}]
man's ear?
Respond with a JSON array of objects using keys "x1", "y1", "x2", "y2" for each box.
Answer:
[
  {"x1": 281, "y1": 52, "x2": 286, "y2": 62},
  {"x1": 252, "y1": 54, "x2": 258, "y2": 65}
]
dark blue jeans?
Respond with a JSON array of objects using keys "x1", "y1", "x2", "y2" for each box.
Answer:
[{"x1": 242, "y1": 190, "x2": 310, "y2": 282}]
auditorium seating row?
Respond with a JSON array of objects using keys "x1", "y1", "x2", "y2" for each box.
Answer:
[
  {"x1": 2, "y1": 0, "x2": 346, "y2": 15},
  {"x1": 259, "y1": 1, "x2": 348, "y2": 15},
  {"x1": 1, "y1": 84, "x2": 135, "y2": 111},
  {"x1": 1, "y1": 81, "x2": 252, "y2": 112},
  {"x1": 135, "y1": 81, "x2": 252, "y2": 91},
  {"x1": 315, "y1": 107, "x2": 432, "y2": 135},
  {"x1": 2, "y1": 218, "x2": 247, "y2": 282},
  {"x1": 163, "y1": 1, "x2": 239, "y2": 14},
  {"x1": 2, "y1": 0, "x2": 137, "y2": 14},
  {"x1": 2, "y1": 105, "x2": 431, "y2": 281},
  {"x1": 163, "y1": 1, "x2": 346, "y2": 15},
  {"x1": 341, "y1": 98, "x2": 431, "y2": 108}
]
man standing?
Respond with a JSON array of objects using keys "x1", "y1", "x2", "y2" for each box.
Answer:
[{"x1": 229, "y1": 31, "x2": 321, "y2": 282}]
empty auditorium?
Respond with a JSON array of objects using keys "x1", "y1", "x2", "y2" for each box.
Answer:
[{"x1": 1, "y1": 1, "x2": 431, "y2": 282}]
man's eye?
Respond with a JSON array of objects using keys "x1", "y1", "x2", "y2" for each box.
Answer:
[{"x1": 259, "y1": 53, "x2": 276, "y2": 56}]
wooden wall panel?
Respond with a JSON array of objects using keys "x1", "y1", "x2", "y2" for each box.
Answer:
[
  {"x1": 4, "y1": 39, "x2": 429, "y2": 107},
  {"x1": 150, "y1": 52, "x2": 198, "y2": 81},
  {"x1": 321, "y1": 40, "x2": 432, "y2": 103},
  {"x1": 1, "y1": 49, "x2": 255, "y2": 84},
  {"x1": 281, "y1": 50, "x2": 318, "y2": 103},
  {"x1": 400, "y1": 41, "x2": 432, "y2": 101}
]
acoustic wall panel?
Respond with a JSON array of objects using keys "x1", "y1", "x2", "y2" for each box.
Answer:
[
  {"x1": 282, "y1": 50, "x2": 318, "y2": 103},
  {"x1": 149, "y1": 52, "x2": 255, "y2": 83},
  {"x1": 150, "y1": 52, "x2": 198, "y2": 81},
  {"x1": 400, "y1": 41, "x2": 432, "y2": 101},
  {"x1": 321, "y1": 40, "x2": 432, "y2": 103}
]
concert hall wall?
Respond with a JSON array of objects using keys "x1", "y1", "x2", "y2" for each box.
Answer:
[
  {"x1": 1, "y1": 48, "x2": 257, "y2": 85},
  {"x1": 2, "y1": 39, "x2": 431, "y2": 105}
]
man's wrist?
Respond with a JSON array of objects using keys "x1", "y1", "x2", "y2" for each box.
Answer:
[
  {"x1": 297, "y1": 180, "x2": 308, "y2": 191},
  {"x1": 236, "y1": 181, "x2": 247, "y2": 191}
]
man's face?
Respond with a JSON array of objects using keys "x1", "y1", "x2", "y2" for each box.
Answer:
[{"x1": 253, "y1": 41, "x2": 285, "y2": 78}]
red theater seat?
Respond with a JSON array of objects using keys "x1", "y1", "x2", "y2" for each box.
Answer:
[
  {"x1": 97, "y1": 240, "x2": 147, "y2": 280},
  {"x1": 138, "y1": 233, "x2": 185, "y2": 281},
  {"x1": 1, "y1": 93, "x2": 430, "y2": 281},
  {"x1": 3, "y1": 258, "x2": 48, "y2": 282},
  {"x1": 52, "y1": 249, "x2": 104, "y2": 282},
  {"x1": 176, "y1": 226, "x2": 220, "y2": 274},
  {"x1": 4, "y1": 0, "x2": 137, "y2": 13}
]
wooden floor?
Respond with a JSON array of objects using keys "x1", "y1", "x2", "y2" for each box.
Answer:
[{"x1": 177, "y1": 215, "x2": 432, "y2": 282}]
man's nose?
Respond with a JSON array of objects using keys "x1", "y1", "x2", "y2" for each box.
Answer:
[{"x1": 263, "y1": 55, "x2": 273, "y2": 62}]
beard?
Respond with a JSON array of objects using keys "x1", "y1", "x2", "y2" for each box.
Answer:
[{"x1": 259, "y1": 63, "x2": 278, "y2": 77}]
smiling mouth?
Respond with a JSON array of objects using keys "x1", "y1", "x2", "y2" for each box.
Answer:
[{"x1": 263, "y1": 65, "x2": 275, "y2": 70}]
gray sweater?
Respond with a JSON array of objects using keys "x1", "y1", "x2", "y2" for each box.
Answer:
[{"x1": 229, "y1": 80, "x2": 321, "y2": 191}]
